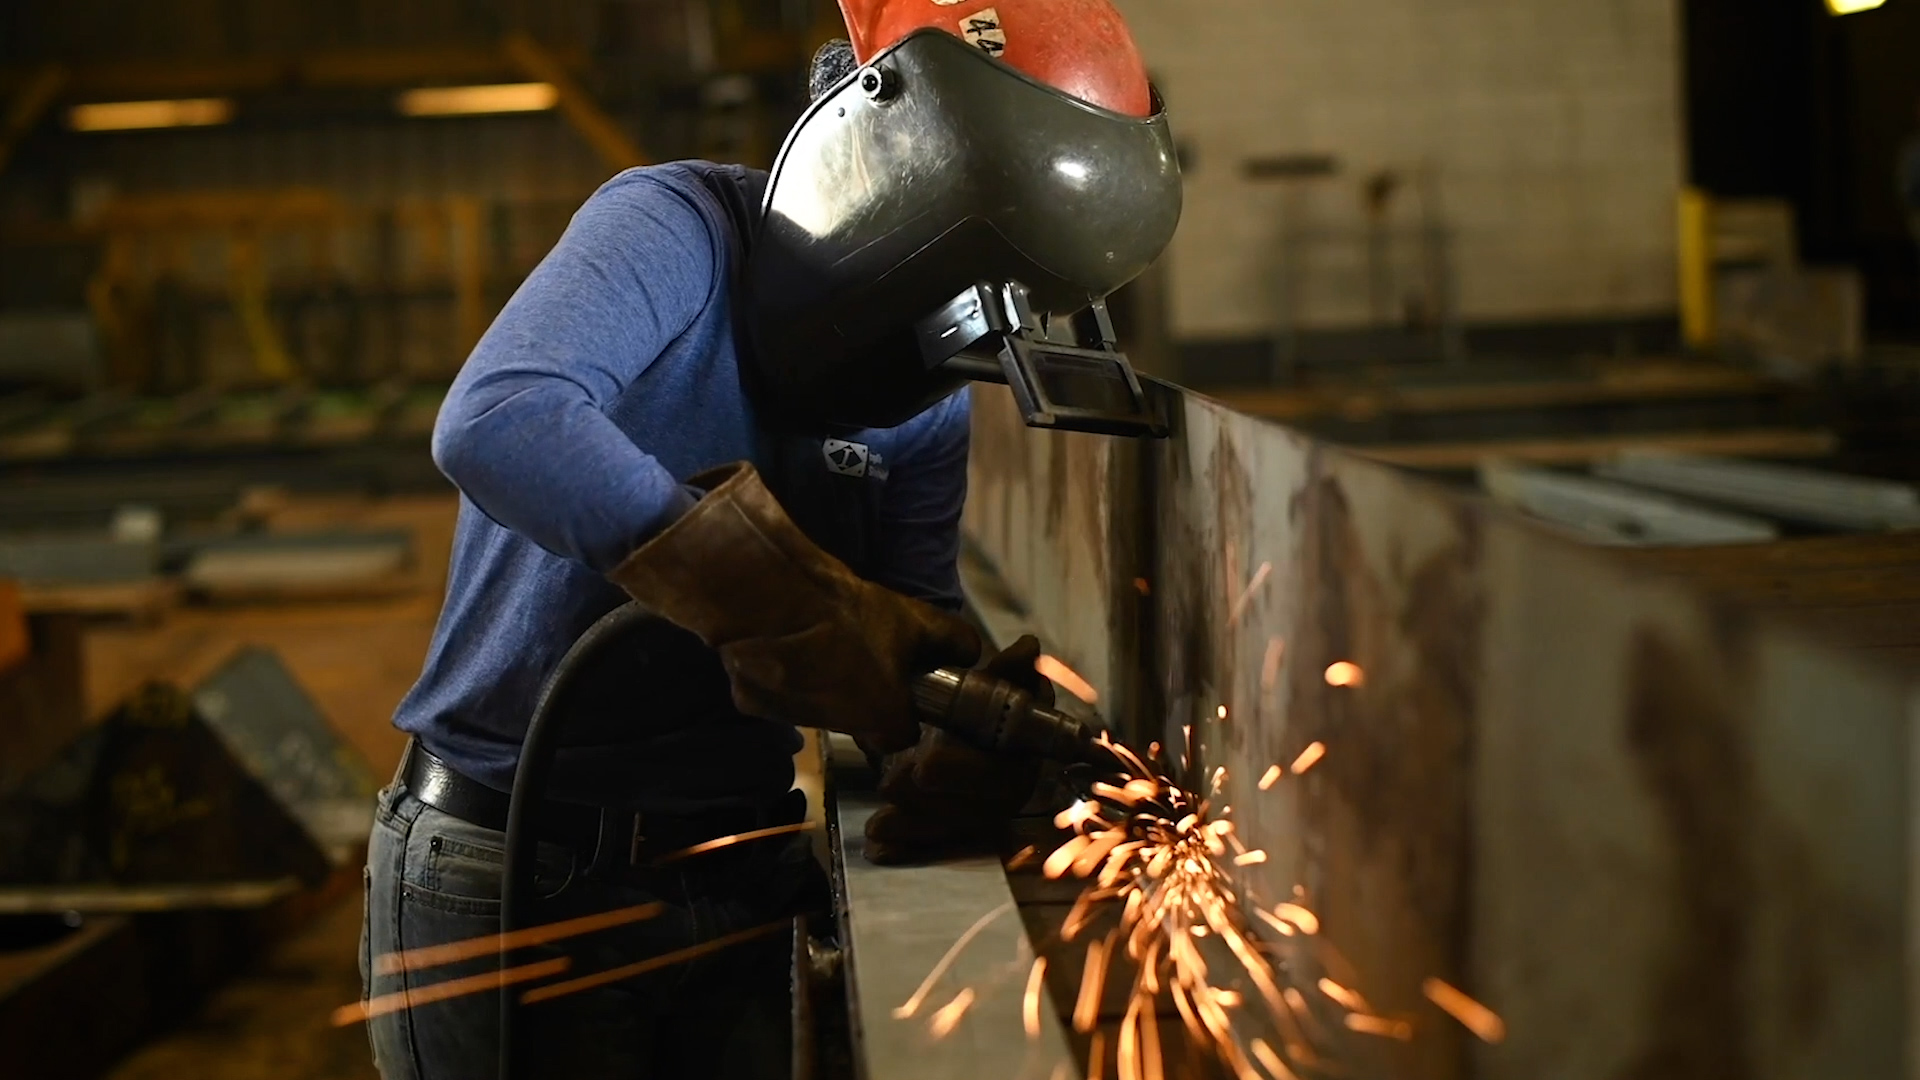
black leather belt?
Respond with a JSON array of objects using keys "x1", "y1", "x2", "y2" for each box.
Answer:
[{"x1": 400, "y1": 739, "x2": 795, "y2": 869}]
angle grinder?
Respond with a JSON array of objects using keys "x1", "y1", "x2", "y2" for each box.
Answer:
[{"x1": 910, "y1": 665, "x2": 1107, "y2": 763}]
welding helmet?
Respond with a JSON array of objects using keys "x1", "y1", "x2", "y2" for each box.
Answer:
[{"x1": 742, "y1": 0, "x2": 1183, "y2": 437}]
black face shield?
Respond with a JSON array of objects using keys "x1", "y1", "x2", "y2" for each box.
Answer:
[{"x1": 744, "y1": 28, "x2": 1183, "y2": 437}]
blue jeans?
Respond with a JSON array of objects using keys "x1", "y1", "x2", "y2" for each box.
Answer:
[{"x1": 358, "y1": 779, "x2": 818, "y2": 1080}]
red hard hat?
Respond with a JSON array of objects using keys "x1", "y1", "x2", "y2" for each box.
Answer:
[{"x1": 835, "y1": 0, "x2": 1153, "y2": 118}]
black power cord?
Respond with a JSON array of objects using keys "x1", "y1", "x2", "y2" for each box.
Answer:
[{"x1": 498, "y1": 599, "x2": 660, "y2": 1080}]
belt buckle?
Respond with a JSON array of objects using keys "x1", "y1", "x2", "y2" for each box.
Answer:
[{"x1": 628, "y1": 812, "x2": 649, "y2": 867}]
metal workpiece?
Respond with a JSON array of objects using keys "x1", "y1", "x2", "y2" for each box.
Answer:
[
  {"x1": 834, "y1": 794, "x2": 1078, "y2": 1080},
  {"x1": 960, "y1": 381, "x2": 1918, "y2": 1079}
]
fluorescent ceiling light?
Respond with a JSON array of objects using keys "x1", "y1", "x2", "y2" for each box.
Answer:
[
  {"x1": 68, "y1": 98, "x2": 234, "y2": 132},
  {"x1": 1826, "y1": 0, "x2": 1885, "y2": 13},
  {"x1": 397, "y1": 83, "x2": 558, "y2": 117}
]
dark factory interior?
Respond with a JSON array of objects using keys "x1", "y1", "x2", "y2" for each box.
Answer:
[{"x1": 1, "y1": 1, "x2": 1918, "y2": 1078}]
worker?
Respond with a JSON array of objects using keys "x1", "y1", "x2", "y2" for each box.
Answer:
[{"x1": 358, "y1": 0, "x2": 1177, "y2": 1076}]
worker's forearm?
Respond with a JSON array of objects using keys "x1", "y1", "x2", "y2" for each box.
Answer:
[
  {"x1": 433, "y1": 383, "x2": 697, "y2": 572},
  {"x1": 430, "y1": 176, "x2": 719, "y2": 571}
]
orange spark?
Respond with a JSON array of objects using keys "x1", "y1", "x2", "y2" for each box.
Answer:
[
  {"x1": 656, "y1": 821, "x2": 815, "y2": 863},
  {"x1": 1258, "y1": 764, "x2": 1283, "y2": 790},
  {"x1": 908, "y1": 721, "x2": 1353, "y2": 1079},
  {"x1": 1045, "y1": 835, "x2": 1093, "y2": 879},
  {"x1": 1099, "y1": 732, "x2": 1154, "y2": 776},
  {"x1": 1229, "y1": 561, "x2": 1272, "y2": 624},
  {"x1": 373, "y1": 901, "x2": 662, "y2": 976},
  {"x1": 1171, "y1": 980, "x2": 1207, "y2": 1043},
  {"x1": 1317, "y1": 977, "x2": 1371, "y2": 1014},
  {"x1": 1145, "y1": 846, "x2": 1173, "y2": 879},
  {"x1": 1289, "y1": 742, "x2": 1326, "y2": 775},
  {"x1": 1261, "y1": 638, "x2": 1286, "y2": 691},
  {"x1": 1037, "y1": 654, "x2": 1099, "y2": 705},
  {"x1": 1344, "y1": 1014, "x2": 1413, "y2": 1041},
  {"x1": 892, "y1": 901, "x2": 1011, "y2": 1018},
  {"x1": 1273, "y1": 903, "x2": 1319, "y2": 935},
  {"x1": 1216, "y1": 704, "x2": 1229, "y2": 721},
  {"x1": 1324, "y1": 661, "x2": 1364, "y2": 687},
  {"x1": 929, "y1": 988, "x2": 976, "y2": 1038},
  {"x1": 1023, "y1": 957, "x2": 1048, "y2": 1038},
  {"x1": 334, "y1": 957, "x2": 569, "y2": 1026},
  {"x1": 1055, "y1": 800, "x2": 1099, "y2": 830},
  {"x1": 1138, "y1": 939, "x2": 1162, "y2": 994},
  {"x1": 1007, "y1": 845, "x2": 1038, "y2": 870},
  {"x1": 521, "y1": 921, "x2": 785, "y2": 1005},
  {"x1": 1117, "y1": 997, "x2": 1143, "y2": 1080},
  {"x1": 1423, "y1": 977, "x2": 1507, "y2": 1043},
  {"x1": 1133, "y1": 577, "x2": 1152, "y2": 596},
  {"x1": 1063, "y1": 886, "x2": 1105, "y2": 941},
  {"x1": 1072, "y1": 831, "x2": 1127, "y2": 878},
  {"x1": 1074, "y1": 935, "x2": 1113, "y2": 1032},
  {"x1": 1140, "y1": 1002, "x2": 1164, "y2": 1080},
  {"x1": 1254, "y1": 908, "x2": 1296, "y2": 936},
  {"x1": 1099, "y1": 841, "x2": 1146, "y2": 888},
  {"x1": 1250, "y1": 1038, "x2": 1300, "y2": 1080}
]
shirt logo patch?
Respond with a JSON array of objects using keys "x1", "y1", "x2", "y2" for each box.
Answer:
[
  {"x1": 959, "y1": 7, "x2": 1008, "y2": 56},
  {"x1": 822, "y1": 439, "x2": 870, "y2": 478}
]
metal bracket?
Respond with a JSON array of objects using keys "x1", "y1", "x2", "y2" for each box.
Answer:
[{"x1": 915, "y1": 281, "x2": 1167, "y2": 438}]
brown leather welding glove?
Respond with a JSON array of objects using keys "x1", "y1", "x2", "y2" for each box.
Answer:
[
  {"x1": 863, "y1": 635, "x2": 1051, "y2": 865},
  {"x1": 609, "y1": 462, "x2": 981, "y2": 754}
]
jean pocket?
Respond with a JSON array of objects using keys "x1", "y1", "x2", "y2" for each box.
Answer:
[{"x1": 401, "y1": 812, "x2": 575, "y2": 916}]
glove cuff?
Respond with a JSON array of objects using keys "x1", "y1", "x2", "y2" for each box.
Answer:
[{"x1": 607, "y1": 461, "x2": 845, "y2": 646}]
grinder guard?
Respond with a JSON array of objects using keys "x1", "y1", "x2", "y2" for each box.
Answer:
[{"x1": 746, "y1": 28, "x2": 1182, "y2": 435}]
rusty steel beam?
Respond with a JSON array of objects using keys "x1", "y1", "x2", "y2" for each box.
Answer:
[
  {"x1": 503, "y1": 33, "x2": 647, "y2": 173},
  {"x1": 0, "y1": 47, "x2": 589, "y2": 100},
  {"x1": 961, "y1": 380, "x2": 1916, "y2": 1079}
]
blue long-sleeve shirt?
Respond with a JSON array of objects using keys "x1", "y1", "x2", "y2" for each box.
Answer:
[{"x1": 395, "y1": 162, "x2": 972, "y2": 807}]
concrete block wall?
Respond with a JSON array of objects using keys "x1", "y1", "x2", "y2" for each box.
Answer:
[{"x1": 1118, "y1": 0, "x2": 1685, "y2": 339}]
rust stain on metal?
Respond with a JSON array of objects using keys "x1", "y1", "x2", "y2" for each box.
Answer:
[
  {"x1": 1138, "y1": 420, "x2": 1219, "y2": 752},
  {"x1": 1043, "y1": 427, "x2": 1113, "y2": 588},
  {"x1": 1619, "y1": 630, "x2": 1753, "y2": 1080},
  {"x1": 1289, "y1": 464, "x2": 1481, "y2": 1080}
]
